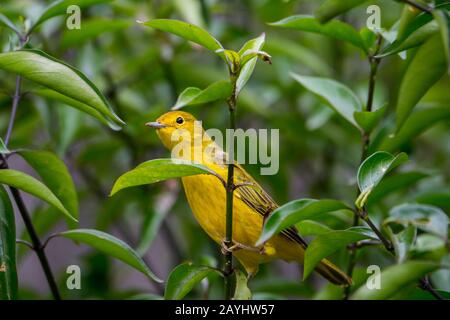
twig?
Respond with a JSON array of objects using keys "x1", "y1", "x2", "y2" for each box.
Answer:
[
  {"x1": 419, "y1": 276, "x2": 445, "y2": 300},
  {"x1": 9, "y1": 185, "x2": 61, "y2": 300},
  {"x1": 4, "y1": 76, "x2": 22, "y2": 146},
  {"x1": 224, "y1": 74, "x2": 237, "y2": 300},
  {"x1": 357, "y1": 207, "x2": 394, "y2": 253},
  {"x1": 16, "y1": 239, "x2": 34, "y2": 250},
  {"x1": 397, "y1": 0, "x2": 433, "y2": 13}
]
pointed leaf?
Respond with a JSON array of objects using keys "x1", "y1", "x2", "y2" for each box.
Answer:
[
  {"x1": 270, "y1": 15, "x2": 366, "y2": 51},
  {"x1": 356, "y1": 151, "x2": 408, "y2": 208},
  {"x1": 256, "y1": 199, "x2": 350, "y2": 246},
  {"x1": 0, "y1": 50, "x2": 124, "y2": 128},
  {"x1": 395, "y1": 34, "x2": 447, "y2": 131},
  {"x1": 18, "y1": 150, "x2": 78, "y2": 228},
  {"x1": 354, "y1": 104, "x2": 386, "y2": 133},
  {"x1": 233, "y1": 269, "x2": 252, "y2": 300},
  {"x1": 140, "y1": 19, "x2": 223, "y2": 52},
  {"x1": 34, "y1": 88, "x2": 120, "y2": 130},
  {"x1": 110, "y1": 159, "x2": 221, "y2": 196},
  {"x1": 0, "y1": 138, "x2": 9, "y2": 154},
  {"x1": 387, "y1": 225, "x2": 417, "y2": 263},
  {"x1": 164, "y1": 262, "x2": 220, "y2": 300},
  {"x1": 236, "y1": 33, "x2": 266, "y2": 95},
  {"x1": 377, "y1": 21, "x2": 439, "y2": 57},
  {"x1": 381, "y1": 106, "x2": 450, "y2": 152},
  {"x1": 351, "y1": 261, "x2": 440, "y2": 300},
  {"x1": 433, "y1": 9, "x2": 450, "y2": 68},
  {"x1": 0, "y1": 185, "x2": 17, "y2": 300},
  {"x1": 304, "y1": 227, "x2": 376, "y2": 280},
  {"x1": 0, "y1": 169, "x2": 75, "y2": 222},
  {"x1": 172, "y1": 80, "x2": 232, "y2": 110},
  {"x1": 0, "y1": 13, "x2": 21, "y2": 37},
  {"x1": 59, "y1": 229, "x2": 161, "y2": 282},
  {"x1": 296, "y1": 220, "x2": 332, "y2": 237},
  {"x1": 292, "y1": 73, "x2": 362, "y2": 128}
]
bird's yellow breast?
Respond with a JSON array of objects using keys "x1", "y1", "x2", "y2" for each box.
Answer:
[{"x1": 181, "y1": 173, "x2": 264, "y2": 246}]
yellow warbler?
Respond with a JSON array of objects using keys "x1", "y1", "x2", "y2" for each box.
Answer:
[{"x1": 147, "y1": 111, "x2": 351, "y2": 285}]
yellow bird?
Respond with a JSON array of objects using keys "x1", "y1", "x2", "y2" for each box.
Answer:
[{"x1": 146, "y1": 111, "x2": 351, "y2": 286}]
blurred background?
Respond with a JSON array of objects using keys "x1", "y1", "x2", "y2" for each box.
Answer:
[{"x1": 0, "y1": 0, "x2": 449, "y2": 299}]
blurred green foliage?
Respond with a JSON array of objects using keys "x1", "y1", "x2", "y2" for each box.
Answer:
[{"x1": 0, "y1": 0, "x2": 449, "y2": 300}]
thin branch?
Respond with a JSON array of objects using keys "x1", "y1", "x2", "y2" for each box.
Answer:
[
  {"x1": 419, "y1": 276, "x2": 445, "y2": 300},
  {"x1": 223, "y1": 73, "x2": 238, "y2": 300},
  {"x1": 358, "y1": 207, "x2": 394, "y2": 253},
  {"x1": 397, "y1": 0, "x2": 433, "y2": 13},
  {"x1": 10, "y1": 186, "x2": 61, "y2": 299},
  {"x1": 16, "y1": 239, "x2": 34, "y2": 250},
  {"x1": 4, "y1": 76, "x2": 22, "y2": 146}
]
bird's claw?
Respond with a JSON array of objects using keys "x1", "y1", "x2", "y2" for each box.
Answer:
[{"x1": 220, "y1": 240, "x2": 265, "y2": 255}]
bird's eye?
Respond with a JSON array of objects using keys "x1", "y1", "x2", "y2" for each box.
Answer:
[{"x1": 176, "y1": 116, "x2": 184, "y2": 124}]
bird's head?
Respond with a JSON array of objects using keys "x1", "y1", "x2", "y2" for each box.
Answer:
[{"x1": 146, "y1": 111, "x2": 200, "y2": 150}]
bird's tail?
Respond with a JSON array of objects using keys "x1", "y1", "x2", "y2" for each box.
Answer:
[{"x1": 314, "y1": 258, "x2": 352, "y2": 286}]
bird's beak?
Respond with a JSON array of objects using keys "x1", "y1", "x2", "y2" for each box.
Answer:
[{"x1": 145, "y1": 121, "x2": 167, "y2": 129}]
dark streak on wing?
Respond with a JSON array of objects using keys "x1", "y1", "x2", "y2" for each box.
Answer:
[{"x1": 233, "y1": 164, "x2": 308, "y2": 249}]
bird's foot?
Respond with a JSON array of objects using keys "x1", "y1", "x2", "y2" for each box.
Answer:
[{"x1": 221, "y1": 240, "x2": 265, "y2": 255}]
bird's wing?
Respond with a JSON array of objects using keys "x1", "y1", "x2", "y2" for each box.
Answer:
[{"x1": 233, "y1": 163, "x2": 307, "y2": 248}]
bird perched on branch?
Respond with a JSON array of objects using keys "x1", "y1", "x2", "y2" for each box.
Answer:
[{"x1": 146, "y1": 110, "x2": 351, "y2": 286}]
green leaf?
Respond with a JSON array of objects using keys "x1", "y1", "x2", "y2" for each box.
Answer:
[
  {"x1": 292, "y1": 74, "x2": 362, "y2": 128},
  {"x1": 395, "y1": 34, "x2": 447, "y2": 131},
  {"x1": 270, "y1": 15, "x2": 366, "y2": 51},
  {"x1": 303, "y1": 227, "x2": 376, "y2": 280},
  {"x1": 0, "y1": 13, "x2": 21, "y2": 36},
  {"x1": 164, "y1": 262, "x2": 220, "y2": 300},
  {"x1": 59, "y1": 229, "x2": 161, "y2": 282},
  {"x1": 110, "y1": 159, "x2": 221, "y2": 196},
  {"x1": 0, "y1": 138, "x2": 9, "y2": 154},
  {"x1": 351, "y1": 261, "x2": 440, "y2": 300},
  {"x1": 380, "y1": 105, "x2": 450, "y2": 152},
  {"x1": 256, "y1": 199, "x2": 350, "y2": 246},
  {"x1": 61, "y1": 18, "x2": 132, "y2": 48},
  {"x1": 397, "y1": 4, "x2": 422, "y2": 41},
  {"x1": 0, "y1": 169, "x2": 76, "y2": 223},
  {"x1": 431, "y1": 254, "x2": 450, "y2": 292},
  {"x1": 0, "y1": 50, "x2": 124, "y2": 128},
  {"x1": 31, "y1": 0, "x2": 114, "y2": 32},
  {"x1": 367, "y1": 171, "x2": 429, "y2": 206},
  {"x1": 387, "y1": 225, "x2": 417, "y2": 263},
  {"x1": 433, "y1": 9, "x2": 450, "y2": 68},
  {"x1": 410, "y1": 234, "x2": 447, "y2": 260},
  {"x1": 354, "y1": 104, "x2": 386, "y2": 133},
  {"x1": 233, "y1": 269, "x2": 252, "y2": 300},
  {"x1": 377, "y1": 21, "x2": 439, "y2": 57},
  {"x1": 18, "y1": 150, "x2": 78, "y2": 228},
  {"x1": 172, "y1": 80, "x2": 232, "y2": 110},
  {"x1": 315, "y1": 0, "x2": 367, "y2": 23},
  {"x1": 34, "y1": 88, "x2": 120, "y2": 130},
  {"x1": 385, "y1": 203, "x2": 449, "y2": 240},
  {"x1": 136, "y1": 188, "x2": 178, "y2": 255},
  {"x1": 296, "y1": 220, "x2": 332, "y2": 237},
  {"x1": 0, "y1": 185, "x2": 17, "y2": 300},
  {"x1": 140, "y1": 19, "x2": 223, "y2": 52},
  {"x1": 56, "y1": 105, "x2": 82, "y2": 155},
  {"x1": 356, "y1": 151, "x2": 408, "y2": 208},
  {"x1": 236, "y1": 33, "x2": 266, "y2": 95}
]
